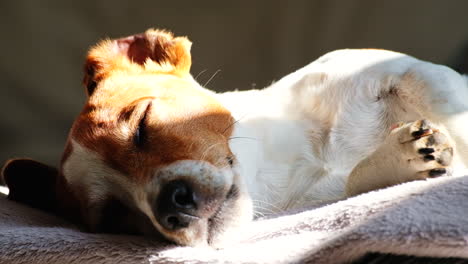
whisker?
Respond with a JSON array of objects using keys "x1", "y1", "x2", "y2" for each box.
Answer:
[
  {"x1": 250, "y1": 199, "x2": 283, "y2": 217},
  {"x1": 253, "y1": 211, "x2": 266, "y2": 218},
  {"x1": 222, "y1": 112, "x2": 251, "y2": 135},
  {"x1": 228, "y1": 136, "x2": 259, "y2": 142},
  {"x1": 200, "y1": 142, "x2": 223, "y2": 161},
  {"x1": 252, "y1": 199, "x2": 283, "y2": 212},
  {"x1": 222, "y1": 119, "x2": 240, "y2": 135},
  {"x1": 204, "y1": 69, "x2": 221, "y2": 87},
  {"x1": 194, "y1": 69, "x2": 207, "y2": 81},
  {"x1": 187, "y1": 140, "x2": 196, "y2": 153},
  {"x1": 252, "y1": 205, "x2": 279, "y2": 217}
]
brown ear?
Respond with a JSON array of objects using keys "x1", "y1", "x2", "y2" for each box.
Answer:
[
  {"x1": 2, "y1": 159, "x2": 58, "y2": 213},
  {"x1": 83, "y1": 29, "x2": 192, "y2": 97}
]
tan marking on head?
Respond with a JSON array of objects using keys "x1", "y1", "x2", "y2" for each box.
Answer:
[
  {"x1": 65, "y1": 27, "x2": 236, "y2": 195},
  {"x1": 70, "y1": 28, "x2": 237, "y2": 182},
  {"x1": 57, "y1": 29, "x2": 244, "y2": 246}
]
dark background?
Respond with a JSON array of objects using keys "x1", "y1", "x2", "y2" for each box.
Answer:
[{"x1": 1, "y1": 0, "x2": 468, "y2": 167}]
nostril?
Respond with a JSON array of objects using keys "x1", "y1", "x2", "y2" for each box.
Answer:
[
  {"x1": 159, "y1": 180, "x2": 197, "y2": 210},
  {"x1": 172, "y1": 184, "x2": 196, "y2": 209},
  {"x1": 167, "y1": 215, "x2": 180, "y2": 228},
  {"x1": 163, "y1": 213, "x2": 196, "y2": 230},
  {"x1": 166, "y1": 215, "x2": 185, "y2": 230}
]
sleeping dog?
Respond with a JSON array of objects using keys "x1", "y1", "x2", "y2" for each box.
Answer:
[{"x1": 2, "y1": 29, "x2": 468, "y2": 246}]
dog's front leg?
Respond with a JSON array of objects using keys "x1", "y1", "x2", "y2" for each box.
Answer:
[{"x1": 346, "y1": 120, "x2": 454, "y2": 196}]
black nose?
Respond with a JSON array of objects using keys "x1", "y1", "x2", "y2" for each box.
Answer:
[{"x1": 156, "y1": 180, "x2": 199, "y2": 231}]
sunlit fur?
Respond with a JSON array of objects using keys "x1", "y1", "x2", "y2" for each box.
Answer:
[
  {"x1": 10, "y1": 29, "x2": 468, "y2": 247},
  {"x1": 219, "y1": 49, "x2": 468, "y2": 215}
]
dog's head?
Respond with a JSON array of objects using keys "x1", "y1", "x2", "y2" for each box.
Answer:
[{"x1": 2, "y1": 29, "x2": 252, "y2": 246}]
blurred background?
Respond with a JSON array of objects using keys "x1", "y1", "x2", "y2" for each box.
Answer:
[{"x1": 1, "y1": 0, "x2": 468, "y2": 167}]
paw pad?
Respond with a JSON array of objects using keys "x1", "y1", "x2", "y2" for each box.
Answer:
[{"x1": 395, "y1": 119, "x2": 454, "y2": 179}]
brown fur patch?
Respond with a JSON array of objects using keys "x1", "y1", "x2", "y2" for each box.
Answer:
[
  {"x1": 82, "y1": 29, "x2": 192, "y2": 98},
  {"x1": 71, "y1": 96, "x2": 234, "y2": 182},
  {"x1": 68, "y1": 29, "x2": 235, "y2": 183}
]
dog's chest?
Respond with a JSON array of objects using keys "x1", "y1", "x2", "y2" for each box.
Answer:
[
  {"x1": 228, "y1": 118, "x2": 317, "y2": 210},
  {"x1": 217, "y1": 87, "x2": 353, "y2": 212}
]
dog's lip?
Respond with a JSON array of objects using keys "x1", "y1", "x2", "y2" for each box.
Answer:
[
  {"x1": 206, "y1": 205, "x2": 225, "y2": 244},
  {"x1": 209, "y1": 184, "x2": 235, "y2": 219},
  {"x1": 179, "y1": 211, "x2": 201, "y2": 219},
  {"x1": 206, "y1": 184, "x2": 237, "y2": 244}
]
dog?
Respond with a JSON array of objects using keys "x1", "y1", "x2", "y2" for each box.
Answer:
[{"x1": 2, "y1": 29, "x2": 468, "y2": 247}]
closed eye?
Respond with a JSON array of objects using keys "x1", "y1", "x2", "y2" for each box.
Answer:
[
  {"x1": 134, "y1": 102, "x2": 152, "y2": 148},
  {"x1": 227, "y1": 156, "x2": 234, "y2": 167}
]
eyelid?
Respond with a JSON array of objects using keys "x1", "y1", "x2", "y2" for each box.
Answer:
[
  {"x1": 133, "y1": 101, "x2": 152, "y2": 148},
  {"x1": 141, "y1": 101, "x2": 153, "y2": 122},
  {"x1": 118, "y1": 96, "x2": 155, "y2": 122}
]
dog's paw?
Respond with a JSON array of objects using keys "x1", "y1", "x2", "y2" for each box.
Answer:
[
  {"x1": 393, "y1": 119, "x2": 454, "y2": 179},
  {"x1": 346, "y1": 119, "x2": 455, "y2": 196}
]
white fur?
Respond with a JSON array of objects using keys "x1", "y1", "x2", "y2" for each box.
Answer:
[{"x1": 218, "y1": 49, "x2": 468, "y2": 214}]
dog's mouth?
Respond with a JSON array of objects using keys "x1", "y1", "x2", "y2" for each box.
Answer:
[{"x1": 206, "y1": 184, "x2": 239, "y2": 244}]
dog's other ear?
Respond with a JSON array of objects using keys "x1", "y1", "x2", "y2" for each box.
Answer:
[
  {"x1": 83, "y1": 29, "x2": 192, "y2": 97},
  {"x1": 115, "y1": 29, "x2": 192, "y2": 72},
  {"x1": 1, "y1": 159, "x2": 58, "y2": 213}
]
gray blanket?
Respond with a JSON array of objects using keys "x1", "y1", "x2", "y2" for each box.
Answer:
[{"x1": 1, "y1": 175, "x2": 468, "y2": 264}]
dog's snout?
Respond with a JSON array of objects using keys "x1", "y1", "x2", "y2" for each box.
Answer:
[{"x1": 156, "y1": 180, "x2": 199, "y2": 231}]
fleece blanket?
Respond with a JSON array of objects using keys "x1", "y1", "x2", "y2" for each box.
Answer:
[{"x1": 1, "y1": 175, "x2": 468, "y2": 264}]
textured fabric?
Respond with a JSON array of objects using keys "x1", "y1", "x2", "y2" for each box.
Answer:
[
  {"x1": 1, "y1": 175, "x2": 468, "y2": 264},
  {"x1": 353, "y1": 253, "x2": 468, "y2": 264}
]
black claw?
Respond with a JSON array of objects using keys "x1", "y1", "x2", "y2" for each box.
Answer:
[
  {"x1": 418, "y1": 148, "x2": 435, "y2": 155},
  {"x1": 412, "y1": 129, "x2": 430, "y2": 138},
  {"x1": 428, "y1": 168, "x2": 446, "y2": 178},
  {"x1": 423, "y1": 155, "x2": 435, "y2": 161}
]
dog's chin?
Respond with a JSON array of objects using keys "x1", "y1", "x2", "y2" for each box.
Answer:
[
  {"x1": 205, "y1": 207, "x2": 252, "y2": 248},
  {"x1": 206, "y1": 186, "x2": 253, "y2": 248},
  {"x1": 161, "y1": 186, "x2": 253, "y2": 248}
]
